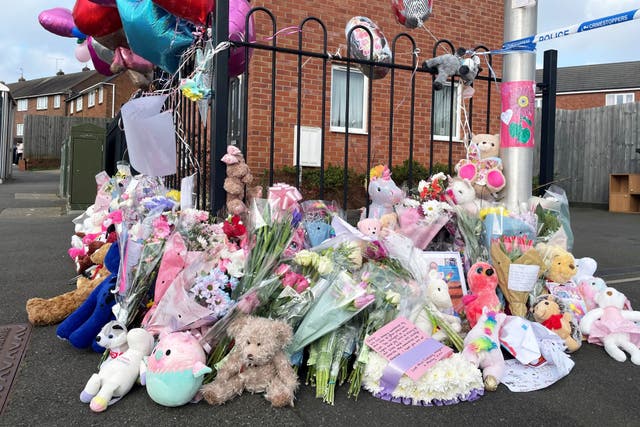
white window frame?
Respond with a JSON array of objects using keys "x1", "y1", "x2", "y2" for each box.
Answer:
[
  {"x1": 76, "y1": 97, "x2": 83, "y2": 111},
  {"x1": 36, "y1": 96, "x2": 48, "y2": 110},
  {"x1": 432, "y1": 82, "x2": 462, "y2": 141},
  {"x1": 16, "y1": 123, "x2": 24, "y2": 137},
  {"x1": 88, "y1": 90, "x2": 96, "y2": 108},
  {"x1": 98, "y1": 86, "x2": 104, "y2": 104},
  {"x1": 17, "y1": 99, "x2": 28, "y2": 111},
  {"x1": 54, "y1": 95, "x2": 61, "y2": 109},
  {"x1": 330, "y1": 66, "x2": 369, "y2": 134},
  {"x1": 69, "y1": 102, "x2": 74, "y2": 114},
  {"x1": 535, "y1": 97, "x2": 542, "y2": 109},
  {"x1": 605, "y1": 92, "x2": 635, "y2": 106}
]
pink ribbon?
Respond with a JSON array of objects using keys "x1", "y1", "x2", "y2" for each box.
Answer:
[{"x1": 268, "y1": 183, "x2": 302, "y2": 212}]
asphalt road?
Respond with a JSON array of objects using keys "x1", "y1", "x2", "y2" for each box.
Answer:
[{"x1": 1, "y1": 168, "x2": 639, "y2": 427}]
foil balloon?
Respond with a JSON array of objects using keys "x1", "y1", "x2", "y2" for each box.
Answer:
[
  {"x1": 75, "y1": 40, "x2": 92, "y2": 63},
  {"x1": 345, "y1": 16, "x2": 393, "y2": 80},
  {"x1": 88, "y1": 0, "x2": 117, "y2": 5},
  {"x1": 110, "y1": 47, "x2": 155, "y2": 75},
  {"x1": 152, "y1": 0, "x2": 215, "y2": 26},
  {"x1": 88, "y1": 37, "x2": 114, "y2": 75},
  {"x1": 38, "y1": 8, "x2": 85, "y2": 38},
  {"x1": 116, "y1": 0, "x2": 195, "y2": 74},
  {"x1": 95, "y1": 29, "x2": 129, "y2": 51},
  {"x1": 73, "y1": 0, "x2": 123, "y2": 37},
  {"x1": 228, "y1": 0, "x2": 255, "y2": 78},
  {"x1": 390, "y1": 0, "x2": 433, "y2": 29}
]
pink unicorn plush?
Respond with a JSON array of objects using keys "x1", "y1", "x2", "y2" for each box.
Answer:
[{"x1": 366, "y1": 166, "x2": 404, "y2": 219}]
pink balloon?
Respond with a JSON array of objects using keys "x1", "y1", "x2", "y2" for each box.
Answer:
[
  {"x1": 110, "y1": 47, "x2": 154, "y2": 74},
  {"x1": 228, "y1": 0, "x2": 255, "y2": 78},
  {"x1": 38, "y1": 8, "x2": 76, "y2": 38},
  {"x1": 75, "y1": 41, "x2": 92, "y2": 63},
  {"x1": 87, "y1": 37, "x2": 114, "y2": 75}
]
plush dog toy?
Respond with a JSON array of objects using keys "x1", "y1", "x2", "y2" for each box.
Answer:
[
  {"x1": 57, "y1": 242, "x2": 119, "y2": 351},
  {"x1": 462, "y1": 262, "x2": 501, "y2": 327},
  {"x1": 580, "y1": 287, "x2": 640, "y2": 364},
  {"x1": 201, "y1": 316, "x2": 298, "y2": 407},
  {"x1": 531, "y1": 294, "x2": 581, "y2": 353},
  {"x1": 80, "y1": 327, "x2": 154, "y2": 412},
  {"x1": 26, "y1": 243, "x2": 112, "y2": 326},
  {"x1": 423, "y1": 47, "x2": 481, "y2": 90},
  {"x1": 462, "y1": 308, "x2": 507, "y2": 391}
]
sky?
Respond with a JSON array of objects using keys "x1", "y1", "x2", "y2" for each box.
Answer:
[{"x1": 1, "y1": 0, "x2": 639, "y2": 84}]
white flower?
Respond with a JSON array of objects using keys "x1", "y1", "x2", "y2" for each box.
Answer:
[
  {"x1": 294, "y1": 250, "x2": 316, "y2": 267},
  {"x1": 417, "y1": 180, "x2": 429, "y2": 194},
  {"x1": 316, "y1": 256, "x2": 333, "y2": 275}
]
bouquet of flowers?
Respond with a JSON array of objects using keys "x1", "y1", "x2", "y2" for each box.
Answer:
[{"x1": 490, "y1": 234, "x2": 545, "y2": 317}]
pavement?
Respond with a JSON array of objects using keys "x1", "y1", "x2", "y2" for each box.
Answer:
[{"x1": 1, "y1": 168, "x2": 639, "y2": 427}]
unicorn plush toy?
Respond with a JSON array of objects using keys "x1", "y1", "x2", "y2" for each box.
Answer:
[{"x1": 366, "y1": 165, "x2": 404, "y2": 219}]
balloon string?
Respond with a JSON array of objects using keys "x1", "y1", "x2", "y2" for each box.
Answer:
[
  {"x1": 418, "y1": 22, "x2": 450, "y2": 54},
  {"x1": 263, "y1": 26, "x2": 302, "y2": 41},
  {"x1": 393, "y1": 48, "x2": 421, "y2": 113}
]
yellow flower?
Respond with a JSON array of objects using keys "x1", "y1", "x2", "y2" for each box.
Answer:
[
  {"x1": 370, "y1": 165, "x2": 385, "y2": 180},
  {"x1": 166, "y1": 189, "x2": 181, "y2": 202},
  {"x1": 294, "y1": 250, "x2": 315, "y2": 267},
  {"x1": 479, "y1": 206, "x2": 509, "y2": 220},
  {"x1": 518, "y1": 95, "x2": 529, "y2": 108}
]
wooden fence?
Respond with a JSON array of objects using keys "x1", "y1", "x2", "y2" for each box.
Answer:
[
  {"x1": 534, "y1": 102, "x2": 640, "y2": 204},
  {"x1": 23, "y1": 115, "x2": 110, "y2": 162}
]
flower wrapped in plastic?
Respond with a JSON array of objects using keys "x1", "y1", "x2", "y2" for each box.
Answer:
[
  {"x1": 301, "y1": 200, "x2": 339, "y2": 247},
  {"x1": 288, "y1": 270, "x2": 375, "y2": 355},
  {"x1": 490, "y1": 235, "x2": 545, "y2": 317}
]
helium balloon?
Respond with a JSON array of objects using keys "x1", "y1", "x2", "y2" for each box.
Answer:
[
  {"x1": 38, "y1": 8, "x2": 78, "y2": 38},
  {"x1": 88, "y1": 0, "x2": 117, "y2": 6},
  {"x1": 95, "y1": 29, "x2": 129, "y2": 50},
  {"x1": 345, "y1": 16, "x2": 392, "y2": 80},
  {"x1": 152, "y1": 0, "x2": 215, "y2": 26},
  {"x1": 73, "y1": 0, "x2": 123, "y2": 37},
  {"x1": 87, "y1": 37, "x2": 114, "y2": 75},
  {"x1": 110, "y1": 47, "x2": 155, "y2": 74},
  {"x1": 228, "y1": 0, "x2": 255, "y2": 78},
  {"x1": 75, "y1": 40, "x2": 92, "y2": 63},
  {"x1": 390, "y1": 0, "x2": 433, "y2": 29},
  {"x1": 117, "y1": 0, "x2": 194, "y2": 74}
]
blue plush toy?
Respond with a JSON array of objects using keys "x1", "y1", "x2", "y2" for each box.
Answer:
[{"x1": 57, "y1": 243, "x2": 119, "y2": 352}]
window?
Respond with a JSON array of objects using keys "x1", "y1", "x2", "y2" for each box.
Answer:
[
  {"x1": 17, "y1": 99, "x2": 27, "y2": 111},
  {"x1": 76, "y1": 97, "x2": 83, "y2": 111},
  {"x1": 98, "y1": 86, "x2": 104, "y2": 104},
  {"x1": 88, "y1": 90, "x2": 96, "y2": 107},
  {"x1": 535, "y1": 97, "x2": 542, "y2": 109},
  {"x1": 16, "y1": 124, "x2": 24, "y2": 137},
  {"x1": 330, "y1": 66, "x2": 368, "y2": 134},
  {"x1": 54, "y1": 95, "x2": 61, "y2": 109},
  {"x1": 69, "y1": 102, "x2": 74, "y2": 114},
  {"x1": 36, "y1": 96, "x2": 48, "y2": 110},
  {"x1": 606, "y1": 92, "x2": 635, "y2": 106},
  {"x1": 432, "y1": 83, "x2": 462, "y2": 140}
]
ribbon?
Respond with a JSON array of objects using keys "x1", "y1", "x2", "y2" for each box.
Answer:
[{"x1": 268, "y1": 183, "x2": 302, "y2": 212}]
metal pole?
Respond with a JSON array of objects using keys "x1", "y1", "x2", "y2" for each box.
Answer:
[
  {"x1": 211, "y1": 0, "x2": 230, "y2": 215},
  {"x1": 538, "y1": 49, "x2": 557, "y2": 194},
  {"x1": 502, "y1": 0, "x2": 537, "y2": 209}
]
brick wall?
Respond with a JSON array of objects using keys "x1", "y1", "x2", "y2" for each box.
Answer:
[
  {"x1": 68, "y1": 72, "x2": 139, "y2": 119},
  {"x1": 556, "y1": 90, "x2": 640, "y2": 110},
  {"x1": 243, "y1": 0, "x2": 504, "y2": 175}
]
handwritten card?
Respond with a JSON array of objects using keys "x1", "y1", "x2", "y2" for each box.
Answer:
[
  {"x1": 365, "y1": 317, "x2": 453, "y2": 381},
  {"x1": 508, "y1": 264, "x2": 540, "y2": 292}
]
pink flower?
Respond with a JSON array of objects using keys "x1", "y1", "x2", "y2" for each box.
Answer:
[
  {"x1": 153, "y1": 216, "x2": 171, "y2": 239},
  {"x1": 275, "y1": 263, "x2": 291, "y2": 276},
  {"x1": 354, "y1": 294, "x2": 375, "y2": 310},
  {"x1": 282, "y1": 271, "x2": 300, "y2": 288},
  {"x1": 238, "y1": 290, "x2": 260, "y2": 314}
]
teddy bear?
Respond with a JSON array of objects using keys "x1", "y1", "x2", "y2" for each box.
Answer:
[
  {"x1": 221, "y1": 145, "x2": 254, "y2": 215},
  {"x1": 462, "y1": 308, "x2": 507, "y2": 391},
  {"x1": 580, "y1": 287, "x2": 640, "y2": 364},
  {"x1": 531, "y1": 294, "x2": 582, "y2": 353},
  {"x1": 445, "y1": 177, "x2": 481, "y2": 216},
  {"x1": 80, "y1": 327, "x2": 155, "y2": 412},
  {"x1": 455, "y1": 134, "x2": 505, "y2": 200},
  {"x1": 57, "y1": 243, "x2": 120, "y2": 351},
  {"x1": 535, "y1": 243, "x2": 577, "y2": 284},
  {"x1": 462, "y1": 261, "x2": 501, "y2": 327},
  {"x1": 201, "y1": 316, "x2": 299, "y2": 407},
  {"x1": 423, "y1": 47, "x2": 481, "y2": 91},
  {"x1": 424, "y1": 269, "x2": 462, "y2": 342},
  {"x1": 357, "y1": 217, "x2": 382, "y2": 238},
  {"x1": 26, "y1": 243, "x2": 113, "y2": 326}
]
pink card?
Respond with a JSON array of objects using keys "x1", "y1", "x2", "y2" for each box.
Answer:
[
  {"x1": 365, "y1": 317, "x2": 453, "y2": 381},
  {"x1": 500, "y1": 80, "x2": 536, "y2": 148}
]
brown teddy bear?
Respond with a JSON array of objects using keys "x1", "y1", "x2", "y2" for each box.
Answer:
[
  {"x1": 221, "y1": 145, "x2": 254, "y2": 215},
  {"x1": 201, "y1": 315, "x2": 298, "y2": 407},
  {"x1": 531, "y1": 294, "x2": 581, "y2": 352},
  {"x1": 26, "y1": 243, "x2": 112, "y2": 326},
  {"x1": 455, "y1": 133, "x2": 506, "y2": 200}
]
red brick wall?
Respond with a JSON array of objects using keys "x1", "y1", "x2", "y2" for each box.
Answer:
[
  {"x1": 556, "y1": 90, "x2": 640, "y2": 110},
  {"x1": 243, "y1": 0, "x2": 504, "y2": 175},
  {"x1": 67, "y1": 72, "x2": 139, "y2": 119}
]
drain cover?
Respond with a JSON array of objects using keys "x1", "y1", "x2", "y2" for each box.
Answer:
[{"x1": 0, "y1": 323, "x2": 32, "y2": 415}]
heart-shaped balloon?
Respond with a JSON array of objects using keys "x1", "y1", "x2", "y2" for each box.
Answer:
[
  {"x1": 110, "y1": 47, "x2": 155, "y2": 74},
  {"x1": 88, "y1": 37, "x2": 114, "y2": 75},
  {"x1": 152, "y1": 0, "x2": 214, "y2": 26},
  {"x1": 38, "y1": 8, "x2": 80, "y2": 38},
  {"x1": 73, "y1": 0, "x2": 123, "y2": 37},
  {"x1": 88, "y1": 0, "x2": 117, "y2": 6},
  {"x1": 228, "y1": 0, "x2": 255, "y2": 78}
]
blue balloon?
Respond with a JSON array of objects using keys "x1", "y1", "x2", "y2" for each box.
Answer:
[
  {"x1": 116, "y1": 0, "x2": 194, "y2": 74},
  {"x1": 71, "y1": 27, "x2": 86, "y2": 39}
]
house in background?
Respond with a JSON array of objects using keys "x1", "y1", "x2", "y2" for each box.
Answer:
[{"x1": 535, "y1": 61, "x2": 640, "y2": 110}]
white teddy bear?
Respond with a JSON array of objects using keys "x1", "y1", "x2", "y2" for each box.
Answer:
[
  {"x1": 417, "y1": 269, "x2": 462, "y2": 342},
  {"x1": 580, "y1": 287, "x2": 640, "y2": 364},
  {"x1": 446, "y1": 177, "x2": 481, "y2": 215}
]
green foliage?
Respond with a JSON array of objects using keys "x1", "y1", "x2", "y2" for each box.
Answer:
[
  {"x1": 535, "y1": 204, "x2": 561, "y2": 237},
  {"x1": 391, "y1": 159, "x2": 450, "y2": 187}
]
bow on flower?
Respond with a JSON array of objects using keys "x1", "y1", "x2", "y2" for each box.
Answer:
[{"x1": 268, "y1": 183, "x2": 302, "y2": 212}]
